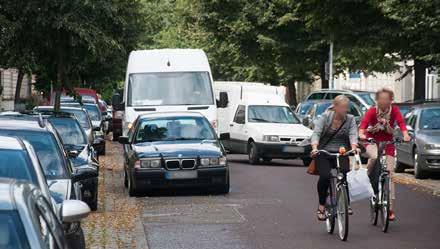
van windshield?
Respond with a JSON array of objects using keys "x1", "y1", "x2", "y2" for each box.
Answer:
[
  {"x1": 248, "y1": 105, "x2": 300, "y2": 124},
  {"x1": 128, "y1": 72, "x2": 214, "y2": 106}
]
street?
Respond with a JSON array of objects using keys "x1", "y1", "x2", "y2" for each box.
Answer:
[{"x1": 84, "y1": 140, "x2": 440, "y2": 249}]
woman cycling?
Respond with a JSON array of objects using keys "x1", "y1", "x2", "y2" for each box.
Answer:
[
  {"x1": 359, "y1": 88, "x2": 411, "y2": 221},
  {"x1": 311, "y1": 95, "x2": 358, "y2": 221}
]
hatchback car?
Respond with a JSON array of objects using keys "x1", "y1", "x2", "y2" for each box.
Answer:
[
  {"x1": 118, "y1": 112, "x2": 230, "y2": 196},
  {"x1": 46, "y1": 114, "x2": 99, "y2": 210},
  {"x1": 0, "y1": 178, "x2": 90, "y2": 249},
  {"x1": 395, "y1": 103, "x2": 440, "y2": 178}
]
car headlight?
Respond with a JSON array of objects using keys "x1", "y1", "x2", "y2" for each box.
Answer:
[
  {"x1": 263, "y1": 135, "x2": 279, "y2": 142},
  {"x1": 139, "y1": 159, "x2": 161, "y2": 168},
  {"x1": 424, "y1": 144, "x2": 440, "y2": 150},
  {"x1": 200, "y1": 156, "x2": 227, "y2": 167}
]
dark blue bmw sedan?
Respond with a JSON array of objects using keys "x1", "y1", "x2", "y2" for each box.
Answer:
[{"x1": 118, "y1": 112, "x2": 229, "y2": 196}]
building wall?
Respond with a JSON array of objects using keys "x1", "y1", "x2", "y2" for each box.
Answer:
[{"x1": 0, "y1": 68, "x2": 34, "y2": 111}]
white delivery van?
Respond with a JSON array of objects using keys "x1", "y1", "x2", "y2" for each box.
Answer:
[
  {"x1": 214, "y1": 82, "x2": 313, "y2": 165},
  {"x1": 113, "y1": 49, "x2": 220, "y2": 135}
]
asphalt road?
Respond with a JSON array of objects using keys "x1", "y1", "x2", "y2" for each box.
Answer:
[{"x1": 140, "y1": 154, "x2": 440, "y2": 249}]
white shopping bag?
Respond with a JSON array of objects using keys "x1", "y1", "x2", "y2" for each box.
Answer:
[{"x1": 347, "y1": 166, "x2": 374, "y2": 203}]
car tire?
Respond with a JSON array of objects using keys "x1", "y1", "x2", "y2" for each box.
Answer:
[
  {"x1": 248, "y1": 142, "x2": 260, "y2": 165},
  {"x1": 124, "y1": 169, "x2": 128, "y2": 188},
  {"x1": 66, "y1": 226, "x2": 86, "y2": 249},
  {"x1": 128, "y1": 172, "x2": 139, "y2": 196},
  {"x1": 413, "y1": 148, "x2": 428, "y2": 179},
  {"x1": 302, "y1": 157, "x2": 312, "y2": 167},
  {"x1": 215, "y1": 174, "x2": 230, "y2": 194},
  {"x1": 394, "y1": 160, "x2": 406, "y2": 173},
  {"x1": 262, "y1": 157, "x2": 272, "y2": 163},
  {"x1": 88, "y1": 179, "x2": 99, "y2": 211}
]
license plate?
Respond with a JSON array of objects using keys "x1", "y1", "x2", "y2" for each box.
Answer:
[
  {"x1": 283, "y1": 146, "x2": 304, "y2": 153},
  {"x1": 165, "y1": 171, "x2": 198, "y2": 179}
]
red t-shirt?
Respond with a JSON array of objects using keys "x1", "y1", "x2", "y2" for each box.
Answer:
[{"x1": 359, "y1": 105, "x2": 407, "y2": 156}]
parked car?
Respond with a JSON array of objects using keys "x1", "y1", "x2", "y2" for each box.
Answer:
[
  {"x1": 302, "y1": 100, "x2": 363, "y2": 129},
  {"x1": 395, "y1": 103, "x2": 440, "y2": 178},
  {"x1": 46, "y1": 113, "x2": 99, "y2": 211},
  {"x1": 0, "y1": 115, "x2": 97, "y2": 248},
  {"x1": 0, "y1": 178, "x2": 90, "y2": 249},
  {"x1": 295, "y1": 100, "x2": 315, "y2": 121},
  {"x1": 118, "y1": 112, "x2": 230, "y2": 196},
  {"x1": 34, "y1": 106, "x2": 94, "y2": 144},
  {"x1": 304, "y1": 89, "x2": 375, "y2": 113}
]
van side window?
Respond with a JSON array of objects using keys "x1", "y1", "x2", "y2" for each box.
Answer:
[{"x1": 233, "y1": 105, "x2": 246, "y2": 124}]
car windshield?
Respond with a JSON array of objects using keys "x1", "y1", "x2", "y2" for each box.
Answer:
[
  {"x1": 356, "y1": 92, "x2": 375, "y2": 106},
  {"x1": 49, "y1": 118, "x2": 88, "y2": 145},
  {"x1": 298, "y1": 102, "x2": 313, "y2": 116},
  {"x1": 35, "y1": 107, "x2": 91, "y2": 129},
  {"x1": 135, "y1": 116, "x2": 215, "y2": 142},
  {"x1": 0, "y1": 211, "x2": 31, "y2": 249},
  {"x1": 398, "y1": 105, "x2": 411, "y2": 116},
  {"x1": 248, "y1": 105, "x2": 300, "y2": 124},
  {"x1": 0, "y1": 131, "x2": 67, "y2": 179},
  {"x1": 420, "y1": 108, "x2": 440, "y2": 130},
  {"x1": 83, "y1": 105, "x2": 101, "y2": 121},
  {"x1": 0, "y1": 149, "x2": 37, "y2": 184},
  {"x1": 128, "y1": 72, "x2": 214, "y2": 106},
  {"x1": 315, "y1": 102, "x2": 333, "y2": 116}
]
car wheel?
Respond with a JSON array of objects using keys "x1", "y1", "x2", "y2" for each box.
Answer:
[
  {"x1": 302, "y1": 157, "x2": 312, "y2": 167},
  {"x1": 128, "y1": 171, "x2": 139, "y2": 196},
  {"x1": 262, "y1": 157, "x2": 272, "y2": 163},
  {"x1": 248, "y1": 142, "x2": 260, "y2": 165},
  {"x1": 124, "y1": 169, "x2": 128, "y2": 188},
  {"x1": 413, "y1": 148, "x2": 427, "y2": 179},
  {"x1": 394, "y1": 160, "x2": 406, "y2": 173},
  {"x1": 66, "y1": 226, "x2": 86, "y2": 249}
]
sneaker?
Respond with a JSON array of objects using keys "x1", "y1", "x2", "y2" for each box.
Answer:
[{"x1": 389, "y1": 210, "x2": 395, "y2": 221}]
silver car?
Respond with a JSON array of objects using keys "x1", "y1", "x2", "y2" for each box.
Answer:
[
  {"x1": 0, "y1": 178, "x2": 89, "y2": 249},
  {"x1": 395, "y1": 103, "x2": 440, "y2": 178}
]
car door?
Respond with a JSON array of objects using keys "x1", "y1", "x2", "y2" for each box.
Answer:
[
  {"x1": 397, "y1": 110, "x2": 417, "y2": 164},
  {"x1": 229, "y1": 105, "x2": 247, "y2": 153}
]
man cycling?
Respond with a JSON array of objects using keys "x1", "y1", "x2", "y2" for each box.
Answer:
[{"x1": 359, "y1": 88, "x2": 411, "y2": 221}]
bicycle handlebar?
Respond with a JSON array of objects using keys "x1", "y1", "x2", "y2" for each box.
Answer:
[
  {"x1": 316, "y1": 148, "x2": 358, "y2": 157},
  {"x1": 362, "y1": 137, "x2": 403, "y2": 145}
]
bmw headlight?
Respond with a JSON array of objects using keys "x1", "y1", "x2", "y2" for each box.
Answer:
[
  {"x1": 200, "y1": 156, "x2": 227, "y2": 167},
  {"x1": 263, "y1": 135, "x2": 279, "y2": 142},
  {"x1": 424, "y1": 144, "x2": 440, "y2": 150},
  {"x1": 140, "y1": 159, "x2": 161, "y2": 168}
]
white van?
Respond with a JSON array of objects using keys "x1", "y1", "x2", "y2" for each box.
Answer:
[
  {"x1": 113, "y1": 49, "x2": 219, "y2": 135},
  {"x1": 214, "y1": 82, "x2": 313, "y2": 165}
]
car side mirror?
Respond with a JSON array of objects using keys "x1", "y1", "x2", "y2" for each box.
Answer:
[
  {"x1": 93, "y1": 126, "x2": 101, "y2": 131},
  {"x1": 217, "y1": 92, "x2": 229, "y2": 108},
  {"x1": 67, "y1": 150, "x2": 79, "y2": 158},
  {"x1": 219, "y1": 133, "x2": 230, "y2": 140},
  {"x1": 118, "y1": 136, "x2": 130, "y2": 144},
  {"x1": 62, "y1": 200, "x2": 90, "y2": 223},
  {"x1": 72, "y1": 167, "x2": 98, "y2": 182}
]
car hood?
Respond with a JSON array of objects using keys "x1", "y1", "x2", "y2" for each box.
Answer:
[
  {"x1": 417, "y1": 130, "x2": 440, "y2": 143},
  {"x1": 249, "y1": 123, "x2": 313, "y2": 137},
  {"x1": 48, "y1": 179, "x2": 71, "y2": 204},
  {"x1": 133, "y1": 140, "x2": 223, "y2": 158}
]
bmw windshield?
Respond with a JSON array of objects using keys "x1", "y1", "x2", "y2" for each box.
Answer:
[
  {"x1": 128, "y1": 72, "x2": 214, "y2": 106},
  {"x1": 0, "y1": 131, "x2": 67, "y2": 179},
  {"x1": 248, "y1": 106, "x2": 300, "y2": 124},
  {"x1": 135, "y1": 116, "x2": 215, "y2": 142}
]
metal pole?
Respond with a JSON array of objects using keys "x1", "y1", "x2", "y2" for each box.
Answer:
[{"x1": 329, "y1": 41, "x2": 334, "y2": 89}]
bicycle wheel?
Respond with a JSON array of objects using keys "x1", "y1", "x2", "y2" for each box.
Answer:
[
  {"x1": 336, "y1": 185, "x2": 349, "y2": 241},
  {"x1": 325, "y1": 178, "x2": 336, "y2": 234},
  {"x1": 379, "y1": 176, "x2": 390, "y2": 233},
  {"x1": 369, "y1": 195, "x2": 378, "y2": 226}
]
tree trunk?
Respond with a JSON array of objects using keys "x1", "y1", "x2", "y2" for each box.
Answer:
[
  {"x1": 286, "y1": 81, "x2": 297, "y2": 107},
  {"x1": 414, "y1": 59, "x2": 426, "y2": 101},
  {"x1": 320, "y1": 62, "x2": 329, "y2": 89},
  {"x1": 14, "y1": 69, "x2": 25, "y2": 111}
]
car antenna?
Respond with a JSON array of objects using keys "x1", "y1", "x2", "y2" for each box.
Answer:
[{"x1": 38, "y1": 113, "x2": 45, "y2": 128}]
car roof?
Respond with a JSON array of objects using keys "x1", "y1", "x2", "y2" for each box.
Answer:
[
  {"x1": 0, "y1": 136, "x2": 24, "y2": 150},
  {"x1": 412, "y1": 102, "x2": 440, "y2": 109},
  {"x1": 138, "y1": 112, "x2": 205, "y2": 119},
  {"x1": 310, "y1": 89, "x2": 353, "y2": 93},
  {"x1": 36, "y1": 105, "x2": 85, "y2": 112},
  {"x1": 0, "y1": 115, "x2": 49, "y2": 132}
]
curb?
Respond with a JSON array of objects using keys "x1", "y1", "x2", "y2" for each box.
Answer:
[{"x1": 393, "y1": 173, "x2": 440, "y2": 197}]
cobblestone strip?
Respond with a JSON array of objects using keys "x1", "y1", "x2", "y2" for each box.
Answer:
[{"x1": 83, "y1": 140, "x2": 148, "y2": 249}]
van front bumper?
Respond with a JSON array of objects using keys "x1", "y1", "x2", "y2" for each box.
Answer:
[{"x1": 255, "y1": 142, "x2": 308, "y2": 159}]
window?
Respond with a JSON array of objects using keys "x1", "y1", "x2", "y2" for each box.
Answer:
[
  {"x1": 233, "y1": 105, "x2": 246, "y2": 124},
  {"x1": 248, "y1": 105, "x2": 300, "y2": 124},
  {"x1": 315, "y1": 103, "x2": 333, "y2": 117},
  {"x1": 34, "y1": 195, "x2": 65, "y2": 249},
  {"x1": 324, "y1": 92, "x2": 339, "y2": 100},
  {"x1": 0, "y1": 211, "x2": 31, "y2": 249},
  {"x1": 83, "y1": 105, "x2": 101, "y2": 122},
  {"x1": 49, "y1": 118, "x2": 88, "y2": 145},
  {"x1": 419, "y1": 108, "x2": 440, "y2": 130},
  {"x1": 0, "y1": 149, "x2": 37, "y2": 184},
  {"x1": 349, "y1": 104, "x2": 361, "y2": 117},
  {"x1": 307, "y1": 92, "x2": 325, "y2": 100}
]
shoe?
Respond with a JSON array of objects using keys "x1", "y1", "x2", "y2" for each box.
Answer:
[
  {"x1": 348, "y1": 207, "x2": 353, "y2": 215},
  {"x1": 389, "y1": 210, "x2": 395, "y2": 221},
  {"x1": 317, "y1": 208, "x2": 326, "y2": 221}
]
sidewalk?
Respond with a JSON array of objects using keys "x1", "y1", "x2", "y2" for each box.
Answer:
[{"x1": 393, "y1": 172, "x2": 440, "y2": 197}]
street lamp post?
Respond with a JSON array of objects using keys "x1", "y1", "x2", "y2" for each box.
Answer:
[{"x1": 329, "y1": 41, "x2": 334, "y2": 89}]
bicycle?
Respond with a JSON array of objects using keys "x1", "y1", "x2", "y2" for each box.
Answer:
[
  {"x1": 364, "y1": 138, "x2": 401, "y2": 233},
  {"x1": 317, "y1": 148, "x2": 356, "y2": 241}
]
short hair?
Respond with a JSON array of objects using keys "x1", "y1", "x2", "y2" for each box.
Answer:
[
  {"x1": 333, "y1": 95, "x2": 349, "y2": 105},
  {"x1": 375, "y1": 88, "x2": 394, "y2": 100}
]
